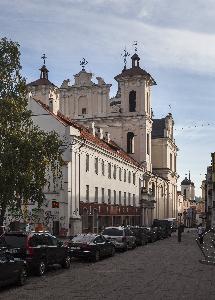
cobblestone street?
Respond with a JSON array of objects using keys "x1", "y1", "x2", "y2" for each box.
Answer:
[{"x1": 1, "y1": 229, "x2": 215, "y2": 300}]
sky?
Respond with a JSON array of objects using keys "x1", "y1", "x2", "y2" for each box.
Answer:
[{"x1": 1, "y1": 0, "x2": 215, "y2": 196}]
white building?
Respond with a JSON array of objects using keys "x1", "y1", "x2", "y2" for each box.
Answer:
[{"x1": 26, "y1": 51, "x2": 179, "y2": 235}]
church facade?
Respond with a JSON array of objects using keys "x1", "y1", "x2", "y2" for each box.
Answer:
[{"x1": 27, "y1": 51, "x2": 178, "y2": 235}]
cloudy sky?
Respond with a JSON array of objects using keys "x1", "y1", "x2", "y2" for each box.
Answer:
[{"x1": 1, "y1": 0, "x2": 215, "y2": 195}]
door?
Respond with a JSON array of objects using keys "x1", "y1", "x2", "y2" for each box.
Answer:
[
  {"x1": 44, "y1": 235, "x2": 62, "y2": 264},
  {"x1": 94, "y1": 236, "x2": 106, "y2": 257}
]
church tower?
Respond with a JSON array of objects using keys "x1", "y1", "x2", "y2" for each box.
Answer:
[
  {"x1": 106, "y1": 51, "x2": 157, "y2": 171},
  {"x1": 181, "y1": 171, "x2": 195, "y2": 201}
]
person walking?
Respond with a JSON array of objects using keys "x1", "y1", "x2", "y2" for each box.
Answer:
[{"x1": 197, "y1": 223, "x2": 204, "y2": 245}]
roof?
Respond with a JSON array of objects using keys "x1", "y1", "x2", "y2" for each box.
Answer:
[
  {"x1": 181, "y1": 177, "x2": 195, "y2": 186},
  {"x1": 114, "y1": 66, "x2": 156, "y2": 85},
  {"x1": 152, "y1": 118, "x2": 166, "y2": 138},
  {"x1": 32, "y1": 97, "x2": 140, "y2": 167},
  {"x1": 28, "y1": 78, "x2": 55, "y2": 87}
]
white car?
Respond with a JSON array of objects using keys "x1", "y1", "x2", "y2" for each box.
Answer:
[{"x1": 102, "y1": 226, "x2": 136, "y2": 251}]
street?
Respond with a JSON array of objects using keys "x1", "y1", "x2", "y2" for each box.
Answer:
[{"x1": 1, "y1": 229, "x2": 215, "y2": 300}]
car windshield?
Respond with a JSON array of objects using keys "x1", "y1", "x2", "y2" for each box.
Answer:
[
  {"x1": 72, "y1": 235, "x2": 95, "y2": 243},
  {"x1": 102, "y1": 228, "x2": 123, "y2": 236},
  {"x1": 3, "y1": 234, "x2": 27, "y2": 248}
]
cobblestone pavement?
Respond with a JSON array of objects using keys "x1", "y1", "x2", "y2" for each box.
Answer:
[{"x1": 1, "y1": 229, "x2": 215, "y2": 300}]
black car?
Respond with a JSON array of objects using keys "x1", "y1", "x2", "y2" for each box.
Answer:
[
  {"x1": 142, "y1": 227, "x2": 158, "y2": 242},
  {"x1": 0, "y1": 251, "x2": 27, "y2": 287},
  {"x1": 152, "y1": 219, "x2": 172, "y2": 238},
  {"x1": 0, "y1": 231, "x2": 70, "y2": 276},
  {"x1": 129, "y1": 227, "x2": 148, "y2": 246},
  {"x1": 68, "y1": 234, "x2": 115, "y2": 261}
]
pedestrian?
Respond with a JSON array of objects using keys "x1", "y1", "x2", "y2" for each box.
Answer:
[{"x1": 197, "y1": 223, "x2": 204, "y2": 245}]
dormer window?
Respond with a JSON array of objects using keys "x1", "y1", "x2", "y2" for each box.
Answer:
[{"x1": 129, "y1": 90, "x2": 136, "y2": 112}]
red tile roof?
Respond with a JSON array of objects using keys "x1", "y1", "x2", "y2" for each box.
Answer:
[{"x1": 32, "y1": 97, "x2": 140, "y2": 167}]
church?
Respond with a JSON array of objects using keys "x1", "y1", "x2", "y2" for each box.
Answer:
[{"x1": 27, "y1": 50, "x2": 178, "y2": 236}]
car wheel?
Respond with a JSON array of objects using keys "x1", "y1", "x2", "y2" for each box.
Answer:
[
  {"x1": 17, "y1": 266, "x2": 27, "y2": 286},
  {"x1": 62, "y1": 256, "x2": 71, "y2": 269},
  {"x1": 94, "y1": 251, "x2": 100, "y2": 262},
  {"x1": 36, "y1": 260, "x2": 46, "y2": 276},
  {"x1": 132, "y1": 242, "x2": 136, "y2": 249}
]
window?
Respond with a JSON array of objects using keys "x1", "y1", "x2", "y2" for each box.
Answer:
[
  {"x1": 95, "y1": 157, "x2": 98, "y2": 174},
  {"x1": 124, "y1": 192, "x2": 126, "y2": 206},
  {"x1": 101, "y1": 188, "x2": 105, "y2": 203},
  {"x1": 133, "y1": 194, "x2": 136, "y2": 207},
  {"x1": 129, "y1": 90, "x2": 136, "y2": 112},
  {"x1": 133, "y1": 173, "x2": 136, "y2": 185},
  {"x1": 113, "y1": 165, "x2": 116, "y2": 179},
  {"x1": 170, "y1": 153, "x2": 173, "y2": 170},
  {"x1": 86, "y1": 185, "x2": 89, "y2": 202},
  {"x1": 151, "y1": 183, "x2": 155, "y2": 196},
  {"x1": 86, "y1": 154, "x2": 89, "y2": 172},
  {"x1": 147, "y1": 133, "x2": 150, "y2": 155},
  {"x1": 119, "y1": 191, "x2": 122, "y2": 205},
  {"x1": 147, "y1": 92, "x2": 150, "y2": 113},
  {"x1": 114, "y1": 190, "x2": 116, "y2": 205},
  {"x1": 124, "y1": 170, "x2": 127, "y2": 182},
  {"x1": 128, "y1": 193, "x2": 131, "y2": 206},
  {"x1": 127, "y1": 132, "x2": 135, "y2": 154},
  {"x1": 82, "y1": 108, "x2": 86, "y2": 114},
  {"x1": 95, "y1": 187, "x2": 98, "y2": 203},
  {"x1": 108, "y1": 189, "x2": 111, "y2": 204},
  {"x1": 108, "y1": 163, "x2": 111, "y2": 178},
  {"x1": 119, "y1": 168, "x2": 122, "y2": 181},
  {"x1": 160, "y1": 186, "x2": 164, "y2": 197},
  {"x1": 101, "y1": 160, "x2": 105, "y2": 176},
  {"x1": 128, "y1": 171, "x2": 131, "y2": 183}
]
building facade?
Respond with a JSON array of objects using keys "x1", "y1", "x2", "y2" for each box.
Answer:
[{"x1": 26, "y1": 51, "x2": 179, "y2": 234}]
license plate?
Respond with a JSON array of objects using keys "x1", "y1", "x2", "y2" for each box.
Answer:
[
  {"x1": 9, "y1": 249, "x2": 18, "y2": 254},
  {"x1": 70, "y1": 247, "x2": 80, "y2": 250}
]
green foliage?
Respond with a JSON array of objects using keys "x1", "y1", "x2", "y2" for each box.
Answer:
[{"x1": 0, "y1": 37, "x2": 63, "y2": 224}]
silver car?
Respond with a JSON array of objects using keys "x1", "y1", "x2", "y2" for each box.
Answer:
[{"x1": 102, "y1": 226, "x2": 136, "y2": 251}]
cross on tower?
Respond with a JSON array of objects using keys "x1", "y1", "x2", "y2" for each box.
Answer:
[
  {"x1": 80, "y1": 58, "x2": 88, "y2": 71},
  {"x1": 121, "y1": 47, "x2": 130, "y2": 70},
  {"x1": 41, "y1": 54, "x2": 47, "y2": 65},
  {"x1": 133, "y1": 41, "x2": 138, "y2": 53}
]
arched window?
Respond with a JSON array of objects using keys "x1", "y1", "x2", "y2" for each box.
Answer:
[
  {"x1": 129, "y1": 91, "x2": 136, "y2": 112},
  {"x1": 127, "y1": 132, "x2": 134, "y2": 154}
]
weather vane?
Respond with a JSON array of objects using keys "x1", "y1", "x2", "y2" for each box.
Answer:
[
  {"x1": 80, "y1": 58, "x2": 88, "y2": 71},
  {"x1": 121, "y1": 47, "x2": 130, "y2": 69},
  {"x1": 133, "y1": 41, "x2": 138, "y2": 53},
  {"x1": 41, "y1": 54, "x2": 47, "y2": 65}
]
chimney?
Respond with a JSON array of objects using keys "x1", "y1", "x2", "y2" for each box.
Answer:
[
  {"x1": 92, "y1": 122, "x2": 96, "y2": 136},
  {"x1": 99, "y1": 128, "x2": 104, "y2": 139},
  {"x1": 49, "y1": 97, "x2": 59, "y2": 115}
]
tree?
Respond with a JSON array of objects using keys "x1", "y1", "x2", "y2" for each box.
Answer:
[{"x1": 0, "y1": 37, "x2": 63, "y2": 230}]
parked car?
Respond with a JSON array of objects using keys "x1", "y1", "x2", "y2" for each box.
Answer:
[
  {"x1": 0, "y1": 251, "x2": 27, "y2": 287},
  {"x1": 129, "y1": 227, "x2": 148, "y2": 246},
  {"x1": 142, "y1": 227, "x2": 158, "y2": 242},
  {"x1": 68, "y1": 234, "x2": 115, "y2": 261},
  {"x1": 102, "y1": 226, "x2": 136, "y2": 251},
  {"x1": 152, "y1": 219, "x2": 172, "y2": 238},
  {"x1": 164, "y1": 218, "x2": 178, "y2": 232},
  {"x1": 0, "y1": 231, "x2": 70, "y2": 276}
]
